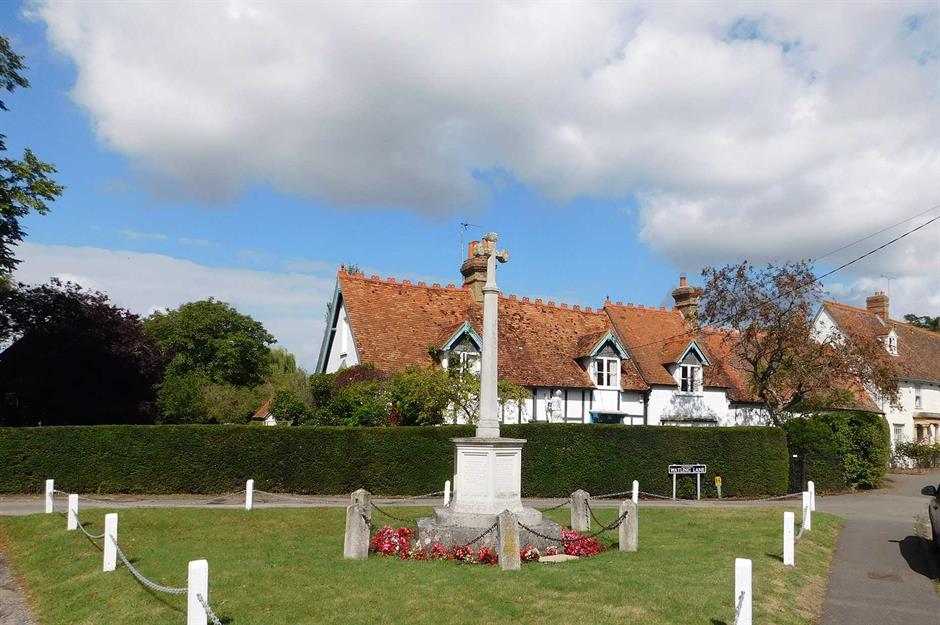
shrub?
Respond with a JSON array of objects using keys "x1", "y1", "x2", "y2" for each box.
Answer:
[
  {"x1": 785, "y1": 411, "x2": 891, "y2": 491},
  {"x1": 894, "y1": 442, "x2": 940, "y2": 468},
  {"x1": 0, "y1": 423, "x2": 788, "y2": 497},
  {"x1": 269, "y1": 389, "x2": 311, "y2": 425}
]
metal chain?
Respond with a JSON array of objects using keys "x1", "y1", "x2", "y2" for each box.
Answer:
[
  {"x1": 539, "y1": 500, "x2": 568, "y2": 511},
  {"x1": 460, "y1": 521, "x2": 499, "y2": 548},
  {"x1": 370, "y1": 501, "x2": 419, "y2": 525},
  {"x1": 360, "y1": 511, "x2": 374, "y2": 530},
  {"x1": 202, "y1": 490, "x2": 246, "y2": 505},
  {"x1": 197, "y1": 593, "x2": 223, "y2": 625},
  {"x1": 519, "y1": 508, "x2": 629, "y2": 544},
  {"x1": 109, "y1": 535, "x2": 188, "y2": 595},
  {"x1": 733, "y1": 590, "x2": 746, "y2": 625},
  {"x1": 584, "y1": 503, "x2": 632, "y2": 534},
  {"x1": 73, "y1": 512, "x2": 105, "y2": 540},
  {"x1": 593, "y1": 490, "x2": 634, "y2": 500},
  {"x1": 795, "y1": 506, "x2": 808, "y2": 541},
  {"x1": 51, "y1": 489, "x2": 70, "y2": 496}
]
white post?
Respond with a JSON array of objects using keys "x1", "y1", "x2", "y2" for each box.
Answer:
[
  {"x1": 802, "y1": 491, "x2": 812, "y2": 530},
  {"x1": 67, "y1": 494, "x2": 78, "y2": 531},
  {"x1": 245, "y1": 479, "x2": 254, "y2": 511},
  {"x1": 444, "y1": 480, "x2": 451, "y2": 506},
  {"x1": 672, "y1": 474, "x2": 677, "y2": 500},
  {"x1": 783, "y1": 511, "x2": 795, "y2": 566},
  {"x1": 735, "y1": 558, "x2": 753, "y2": 625},
  {"x1": 103, "y1": 513, "x2": 118, "y2": 572},
  {"x1": 45, "y1": 479, "x2": 54, "y2": 514},
  {"x1": 808, "y1": 480, "x2": 816, "y2": 512},
  {"x1": 187, "y1": 559, "x2": 209, "y2": 625},
  {"x1": 631, "y1": 480, "x2": 639, "y2": 505},
  {"x1": 696, "y1": 473, "x2": 701, "y2": 500}
]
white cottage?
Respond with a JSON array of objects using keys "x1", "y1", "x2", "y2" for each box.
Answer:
[
  {"x1": 316, "y1": 241, "x2": 773, "y2": 426},
  {"x1": 812, "y1": 292, "x2": 940, "y2": 447}
]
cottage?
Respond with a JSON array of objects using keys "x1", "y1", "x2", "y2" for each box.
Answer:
[
  {"x1": 812, "y1": 292, "x2": 940, "y2": 447},
  {"x1": 315, "y1": 242, "x2": 767, "y2": 426}
]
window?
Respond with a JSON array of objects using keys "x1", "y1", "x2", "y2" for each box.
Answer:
[
  {"x1": 915, "y1": 385, "x2": 922, "y2": 410},
  {"x1": 885, "y1": 334, "x2": 898, "y2": 355},
  {"x1": 457, "y1": 351, "x2": 479, "y2": 370},
  {"x1": 680, "y1": 365, "x2": 700, "y2": 393},
  {"x1": 595, "y1": 357, "x2": 620, "y2": 388},
  {"x1": 892, "y1": 423, "x2": 904, "y2": 443}
]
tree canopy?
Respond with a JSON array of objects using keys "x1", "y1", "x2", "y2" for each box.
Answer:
[
  {"x1": 903, "y1": 313, "x2": 939, "y2": 332},
  {"x1": 699, "y1": 261, "x2": 899, "y2": 426},
  {"x1": 0, "y1": 36, "x2": 63, "y2": 278},
  {"x1": 0, "y1": 280, "x2": 164, "y2": 425}
]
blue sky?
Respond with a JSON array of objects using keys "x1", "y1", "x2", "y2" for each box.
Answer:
[{"x1": 4, "y1": 2, "x2": 938, "y2": 368}]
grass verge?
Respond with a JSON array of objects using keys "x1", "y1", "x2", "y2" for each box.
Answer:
[{"x1": 0, "y1": 506, "x2": 840, "y2": 625}]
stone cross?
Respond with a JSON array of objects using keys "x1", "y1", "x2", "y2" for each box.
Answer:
[{"x1": 475, "y1": 232, "x2": 509, "y2": 439}]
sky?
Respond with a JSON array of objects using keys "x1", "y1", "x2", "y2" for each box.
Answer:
[{"x1": 2, "y1": 1, "x2": 938, "y2": 370}]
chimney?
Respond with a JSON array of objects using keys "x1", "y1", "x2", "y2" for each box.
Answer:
[
  {"x1": 460, "y1": 240, "x2": 488, "y2": 303},
  {"x1": 672, "y1": 273, "x2": 702, "y2": 327},
  {"x1": 866, "y1": 291, "x2": 889, "y2": 321}
]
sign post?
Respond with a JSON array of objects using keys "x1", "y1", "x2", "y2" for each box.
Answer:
[{"x1": 668, "y1": 464, "x2": 707, "y2": 500}]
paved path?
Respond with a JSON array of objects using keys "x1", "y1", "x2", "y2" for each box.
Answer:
[{"x1": 820, "y1": 471, "x2": 940, "y2": 625}]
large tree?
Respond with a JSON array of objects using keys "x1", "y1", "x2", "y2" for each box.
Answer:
[
  {"x1": 903, "y1": 314, "x2": 939, "y2": 333},
  {"x1": 0, "y1": 280, "x2": 164, "y2": 425},
  {"x1": 0, "y1": 36, "x2": 63, "y2": 282},
  {"x1": 143, "y1": 299, "x2": 274, "y2": 422},
  {"x1": 699, "y1": 261, "x2": 899, "y2": 426}
]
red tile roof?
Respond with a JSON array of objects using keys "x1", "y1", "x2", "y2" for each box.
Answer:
[
  {"x1": 823, "y1": 301, "x2": 940, "y2": 385},
  {"x1": 252, "y1": 397, "x2": 272, "y2": 419}
]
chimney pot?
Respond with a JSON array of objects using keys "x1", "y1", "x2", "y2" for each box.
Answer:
[{"x1": 679, "y1": 274, "x2": 687, "y2": 287}]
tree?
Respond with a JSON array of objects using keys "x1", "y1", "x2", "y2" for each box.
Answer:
[
  {"x1": 700, "y1": 261, "x2": 899, "y2": 426},
  {"x1": 0, "y1": 37, "x2": 63, "y2": 279},
  {"x1": 144, "y1": 299, "x2": 274, "y2": 422},
  {"x1": 144, "y1": 299, "x2": 274, "y2": 386},
  {"x1": 387, "y1": 366, "x2": 451, "y2": 426},
  {"x1": 0, "y1": 279, "x2": 164, "y2": 425},
  {"x1": 903, "y1": 313, "x2": 939, "y2": 332},
  {"x1": 269, "y1": 389, "x2": 311, "y2": 425}
]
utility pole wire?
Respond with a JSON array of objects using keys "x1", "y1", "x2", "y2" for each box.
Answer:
[
  {"x1": 624, "y1": 213, "x2": 940, "y2": 352},
  {"x1": 811, "y1": 203, "x2": 940, "y2": 264}
]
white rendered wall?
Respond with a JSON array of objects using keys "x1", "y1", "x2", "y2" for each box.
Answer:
[
  {"x1": 647, "y1": 386, "x2": 729, "y2": 426},
  {"x1": 324, "y1": 302, "x2": 360, "y2": 373}
]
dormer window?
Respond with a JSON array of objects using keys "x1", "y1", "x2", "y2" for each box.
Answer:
[
  {"x1": 458, "y1": 351, "x2": 480, "y2": 370},
  {"x1": 595, "y1": 357, "x2": 620, "y2": 388},
  {"x1": 884, "y1": 331, "x2": 898, "y2": 356},
  {"x1": 679, "y1": 364, "x2": 701, "y2": 393}
]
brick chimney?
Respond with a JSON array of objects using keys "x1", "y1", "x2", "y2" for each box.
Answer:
[
  {"x1": 866, "y1": 291, "x2": 889, "y2": 321},
  {"x1": 460, "y1": 241, "x2": 488, "y2": 303},
  {"x1": 672, "y1": 274, "x2": 703, "y2": 327}
]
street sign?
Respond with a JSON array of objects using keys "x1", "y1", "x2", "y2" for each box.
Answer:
[{"x1": 668, "y1": 464, "x2": 707, "y2": 500}]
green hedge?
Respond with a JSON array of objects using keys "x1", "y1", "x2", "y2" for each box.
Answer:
[
  {"x1": 0, "y1": 424, "x2": 788, "y2": 497},
  {"x1": 784, "y1": 411, "x2": 891, "y2": 492}
]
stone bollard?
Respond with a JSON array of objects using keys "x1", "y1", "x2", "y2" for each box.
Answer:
[
  {"x1": 187, "y1": 559, "x2": 209, "y2": 625},
  {"x1": 735, "y1": 558, "x2": 752, "y2": 625},
  {"x1": 67, "y1": 494, "x2": 78, "y2": 531},
  {"x1": 444, "y1": 480, "x2": 451, "y2": 506},
  {"x1": 103, "y1": 513, "x2": 118, "y2": 572},
  {"x1": 245, "y1": 479, "x2": 254, "y2": 511},
  {"x1": 783, "y1": 511, "x2": 795, "y2": 566},
  {"x1": 497, "y1": 510, "x2": 521, "y2": 571},
  {"x1": 631, "y1": 480, "x2": 639, "y2": 505},
  {"x1": 351, "y1": 489, "x2": 372, "y2": 523},
  {"x1": 343, "y1": 504, "x2": 370, "y2": 560},
  {"x1": 45, "y1": 479, "x2": 54, "y2": 514},
  {"x1": 619, "y1": 499, "x2": 638, "y2": 552},
  {"x1": 802, "y1": 491, "x2": 812, "y2": 531},
  {"x1": 570, "y1": 489, "x2": 591, "y2": 532},
  {"x1": 808, "y1": 480, "x2": 816, "y2": 512}
]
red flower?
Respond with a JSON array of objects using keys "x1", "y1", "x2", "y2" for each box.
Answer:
[
  {"x1": 477, "y1": 547, "x2": 498, "y2": 565},
  {"x1": 561, "y1": 528, "x2": 604, "y2": 557}
]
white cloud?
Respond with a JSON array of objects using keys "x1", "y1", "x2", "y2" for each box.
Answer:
[
  {"x1": 36, "y1": 1, "x2": 940, "y2": 309},
  {"x1": 13, "y1": 242, "x2": 335, "y2": 369},
  {"x1": 118, "y1": 229, "x2": 167, "y2": 241},
  {"x1": 178, "y1": 237, "x2": 211, "y2": 247}
]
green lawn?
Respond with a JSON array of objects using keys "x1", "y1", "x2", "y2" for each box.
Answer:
[{"x1": 0, "y1": 505, "x2": 840, "y2": 625}]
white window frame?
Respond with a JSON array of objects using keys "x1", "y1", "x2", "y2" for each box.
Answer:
[
  {"x1": 679, "y1": 364, "x2": 701, "y2": 394},
  {"x1": 594, "y1": 357, "x2": 620, "y2": 389},
  {"x1": 892, "y1": 423, "x2": 904, "y2": 443},
  {"x1": 914, "y1": 385, "x2": 922, "y2": 410},
  {"x1": 458, "y1": 351, "x2": 480, "y2": 370}
]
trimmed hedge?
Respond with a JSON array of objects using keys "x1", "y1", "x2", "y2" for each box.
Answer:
[
  {"x1": 0, "y1": 424, "x2": 788, "y2": 497},
  {"x1": 785, "y1": 411, "x2": 891, "y2": 492}
]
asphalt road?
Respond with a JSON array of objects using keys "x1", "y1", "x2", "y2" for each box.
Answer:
[{"x1": 820, "y1": 470, "x2": 940, "y2": 625}]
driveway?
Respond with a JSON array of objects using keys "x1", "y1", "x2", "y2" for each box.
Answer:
[{"x1": 820, "y1": 470, "x2": 940, "y2": 625}]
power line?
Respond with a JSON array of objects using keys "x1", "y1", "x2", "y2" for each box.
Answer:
[
  {"x1": 624, "y1": 212, "x2": 940, "y2": 353},
  {"x1": 811, "y1": 203, "x2": 940, "y2": 264}
]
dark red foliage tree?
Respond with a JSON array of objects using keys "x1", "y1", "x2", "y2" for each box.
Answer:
[{"x1": 0, "y1": 279, "x2": 165, "y2": 425}]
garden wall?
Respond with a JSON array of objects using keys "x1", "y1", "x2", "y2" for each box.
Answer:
[{"x1": 0, "y1": 424, "x2": 788, "y2": 497}]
